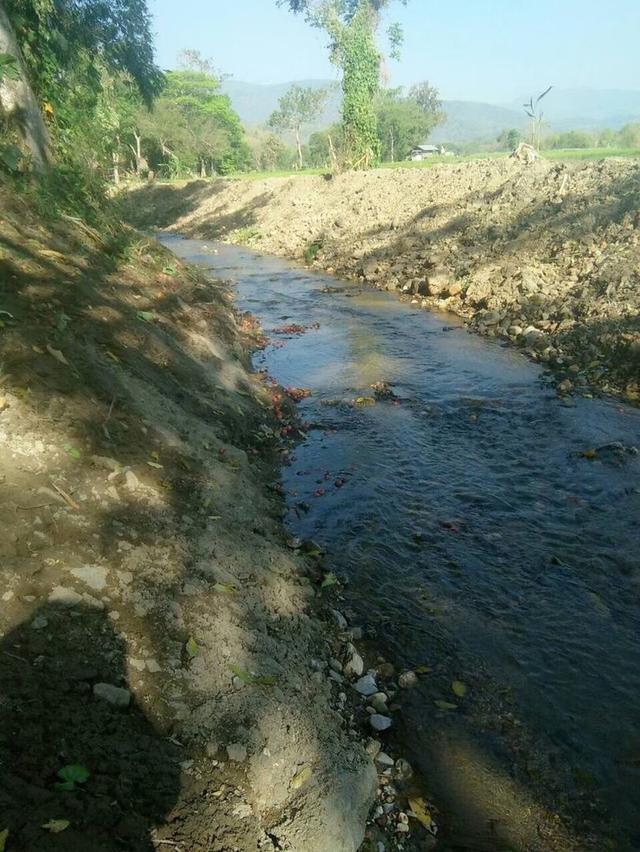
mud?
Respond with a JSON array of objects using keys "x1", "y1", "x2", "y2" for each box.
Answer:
[{"x1": 122, "y1": 157, "x2": 640, "y2": 402}]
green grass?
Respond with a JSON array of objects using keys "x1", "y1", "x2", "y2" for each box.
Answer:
[
  {"x1": 144, "y1": 147, "x2": 640, "y2": 188},
  {"x1": 541, "y1": 147, "x2": 640, "y2": 160}
]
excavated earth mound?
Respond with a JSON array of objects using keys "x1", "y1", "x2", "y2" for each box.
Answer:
[{"x1": 124, "y1": 157, "x2": 640, "y2": 402}]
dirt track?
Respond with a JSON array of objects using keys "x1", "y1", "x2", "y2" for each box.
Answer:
[{"x1": 124, "y1": 157, "x2": 640, "y2": 402}]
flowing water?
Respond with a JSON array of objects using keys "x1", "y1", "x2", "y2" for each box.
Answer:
[{"x1": 161, "y1": 234, "x2": 640, "y2": 850}]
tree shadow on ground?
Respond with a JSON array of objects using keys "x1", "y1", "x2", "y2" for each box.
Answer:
[{"x1": 0, "y1": 602, "x2": 182, "y2": 851}]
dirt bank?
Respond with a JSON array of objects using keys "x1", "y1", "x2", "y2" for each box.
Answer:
[
  {"x1": 123, "y1": 158, "x2": 640, "y2": 402},
  {"x1": 0, "y1": 181, "x2": 382, "y2": 850}
]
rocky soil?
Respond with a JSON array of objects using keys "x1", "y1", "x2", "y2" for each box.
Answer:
[
  {"x1": 123, "y1": 157, "x2": 640, "y2": 402},
  {"x1": 0, "y1": 181, "x2": 440, "y2": 851}
]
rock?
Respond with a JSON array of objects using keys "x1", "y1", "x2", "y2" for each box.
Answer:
[
  {"x1": 377, "y1": 662, "x2": 395, "y2": 679},
  {"x1": 365, "y1": 739, "x2": 382, "y2": 758},
  {"x1": 48, "y1": 586, "x2": 82, "y2": 607},
  {"x1": 93, "y1": 682, "x2": 131, "y2": 707},
  {"x1": 508, "y1": 325, "x2": 523, "y2": 337},
  {"x1": 447, "y1": 281, "x2": 462, "y2": 297},
  {"x1": 398, "y1": 670, "x2": 418, "y2": 689},
  {"x1": 331, "y1": 609, "x2": 348, "y2": 629},
  {"x1": 426, "y1": 267, "x2": 452, "y2": 296},
  {"x1": 344, "y1": 645, "x2": 364, "y2": 678},
  {"x1": 124, "y1": 469, "x2": 140, "y2": 491},
  {"x1": 375, "y1": 752, "x2": 395, "y2": 768},
  {"x1": 393, "y1": 759, "x2": 413, "y2": 781},
  {"x1": 205, "y1": 741, "x2": 219, "y2": 757},
  {"x1": 70, "y1": 564, "x2": 108, "y2": 591},
  {"x1": 558, "y1": 379, "x2": 573, "y2": 393},
  {"x1": 146, "y1": 658, "x2": 161, "y2": 673},
  {"x1": 370, "y1": 693, "x2": 389, "y2": 714},
  {"x1": 354, "y1": 674, "x2": 378, "y2": 696},
  {"x1": 330, "y1": 658, "x2": 343, "y2": 674},
  {"x1": 227, "y1": 743, "x2": 247, "y2": 763},
  {"x1": 31, "y1": 615, "x2": 48, "y2": 630},
  {"x1": 370, "y1": 714, "x2": 393, "y2": 733}
]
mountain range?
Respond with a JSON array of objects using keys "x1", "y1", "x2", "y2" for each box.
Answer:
[{"x1": 221, "y1": 79, "x2": 640, "y2": 143}]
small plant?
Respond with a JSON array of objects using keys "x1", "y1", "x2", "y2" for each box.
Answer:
[
  {"x1": 55, "y1": 764, "x2": 90, "y2": 792},
  {"x1": 0, "y1": 53, "x2": 20, "y2": 84},
  {"x1": 523, "y1": 86, "x2": 552, "y2": 149},
  {"x1": 304, "y1": 239, "x2": 323, "y2": 264}
]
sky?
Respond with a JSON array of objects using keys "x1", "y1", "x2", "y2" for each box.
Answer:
[{"x1": 149, "y1": 0, "x2": 640, "y2": 103}]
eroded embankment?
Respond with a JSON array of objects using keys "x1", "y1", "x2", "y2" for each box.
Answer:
[
  {"x1": 0, "y1": 183, "x2": 376, "y2": 851},
  {"x1": 123, "y1": 158, "x2": 640, "y2": 401}
]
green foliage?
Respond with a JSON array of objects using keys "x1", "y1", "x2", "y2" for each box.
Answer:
[
  {"x1": 136, "y1": 70, "x2": 250, "y2": 177},
  {"x1": 497, "y1": 128, "x2": 521, "y2": 151},
  {"x1": 307, "y1": 123, "x2": 343, "y2": 167},
  {"x1": 375, "y1": 86, "x2": 443, "y2": 161},
  {"x1": 0, "y1": 53, "x2": 20, "y2": 83},
  {"x1": 268, "y1": 84, "x2": 328, "y2": 168},
  {"x1": 55, "y1": 764, "x2": 90, "y2": 792},
  {"x1": 304, "y1": 238, "x2": 324, "y2": 263},
  {"x1": 280, "y1": 0, "x2": 410, "y2": 169}
]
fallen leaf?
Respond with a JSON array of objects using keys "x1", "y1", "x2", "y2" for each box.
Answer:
[
  {"x1": 42, "y1": 819, "x2": 70, "y2": 833},
  {"x1": 0, "y1": 829, "x2": 8, "y2": 851},
  {"x1": 46, "y1": 344, "x2": 69, "y2": 366},
  {"x1": 212, "y1": 582, "x2": 237, "y2": 595},
  {"x1": 64, "y1": 443, "x2": 81, "y2": 460},
  {"x1": 290, "y1": 765, "x2": 313, "y2": 790},
  {"x1": 580, "y1": 448, "x2": 597, "y2": 459},
  {"x1": 408, "y1": 796, "x2": 432, "y2": 829},
  {"x1": 321, "y1": 572, "x2": 339, "y2": 588},
  {"x1": 354, "y1": 396, "x2": 376, "y2": 407},
  {"x1": 137, "y1": 310, "x2": 157, "y2": 323},
  {"x1": 415, "y1": 665, "x2": 432, "y2": 675},
  {"x1": 452, "y1": 680, "x2": 467, "y2": 698},
  {"x1": 147, "y1": 460, "x2": 164, "y2": 469},
  {"x1": 185, "y1": 637, "x2": 199, "y2": 659},
  {"x1": 434, "y1": 700, "x2": 457, "y2": 711},
  {"x1": 230, "y1": 665, "x2": 276, "y2": 686}
]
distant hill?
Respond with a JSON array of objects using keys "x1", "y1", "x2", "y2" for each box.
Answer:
[
  {"x1": 429, "y1": 101, "x2": 526, "y2": 143},
  {"x1": 506, "y1": 88, "x2": 640, "y2": 132},
  {"x1": 222, "y1": 80, "x2": 640, "y2": 144}
]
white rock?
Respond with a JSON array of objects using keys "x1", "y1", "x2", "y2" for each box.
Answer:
[
  {"x1": 93, "y1": 682, "x2": 131, "y2": 707},
  {"x1": 354, "y1": 674, "x2": 378, "y2": 696},
  {"x1": 331, "y1": 609, "x2": 348, "y2": 629},
  {"x1": 398, "y1": 671, "x2": 418, "y2": 689},
  {"x1": 48, "y1": 586, "x2": 82, "y2": 607},
  {"x1": 369, "y1": 714, "x2": 392, "y2": 732},
  {"x1": 375, "y1": 752, "x2": 395, "y2": 767},
  {"x1": 146, "y1": 658, "x2": 161, "y2": 673},
  {"x1": 344, "y1": 644, "x2": 364, "y2": 678},
  {"x1": 71, "y1": 564, "x2": 108, "y2": 591}
]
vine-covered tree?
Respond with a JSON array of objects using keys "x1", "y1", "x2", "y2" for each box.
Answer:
[
  {"x1": 279, "y1": 0, "x2": 408, "y2": 168},
  {"x1": 267, "y1": 84, "x2": 328, "y2": 169}
]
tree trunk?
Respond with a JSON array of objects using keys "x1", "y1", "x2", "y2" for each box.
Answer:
[
  {"x1": 0, "y1": 3, "x2": 52, "y2": 171},
  {"x1": 199, "y1": 158, "x2": 206, "y2": 178},
  {"x1": 390, "y1": 129, "x2": 395, "y2": 163},
  {"x1": 295, "y1": 126, "x2": 302, "y2": 170},
  {"x1": 133, "y1": 130, "x2": 142, "y2": 176}
]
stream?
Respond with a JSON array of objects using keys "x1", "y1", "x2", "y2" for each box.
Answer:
[{"x1": 160, "y1": 234, "x2": 640, "y2": 851}]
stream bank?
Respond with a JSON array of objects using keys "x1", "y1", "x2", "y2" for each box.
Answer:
[
  {"x1": 122, "y1": 157, "x2": 640, "y2": 403},
  {"x1": 159, "y1": 235, "x2": 640, "y2": 852},
  {"x1": 0, "y1": 183, "x2": 382, "y2": 851}
]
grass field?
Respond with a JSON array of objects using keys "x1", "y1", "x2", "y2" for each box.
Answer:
[{"x1": 143, "y1": 147, "x2": 640, "y2": 187}]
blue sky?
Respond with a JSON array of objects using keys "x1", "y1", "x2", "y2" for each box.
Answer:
[{"x1": 149, "y1": 0, "x2": 640, "y2": 103}]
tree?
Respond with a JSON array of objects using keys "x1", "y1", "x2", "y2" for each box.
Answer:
[
  {"x1": 497, "y1": 128, "x2": 521, "y2": 151},
  {"x1": 618, "y1": 123, "x2": 640, "y2": 149},
  {"x1": 279, "y1": 0, "x2": 409, "y2": 168},
  {"x1": 0, "y1": 6, "x2": 51, "y2": 170},
  {"x1": 136, "y1": 70, "x2": 250, "y2": 178},
  {"x1": 0, "y1": 0, "x2": 162, "y2": 172},
  {"x1": 267, "y1": 84, "x2": 328, "y2": 169},
  {"x1": 409, "y1": 81, "x2": 442, "y2": 117},
  {"x1": 375, "y1": 87, "x2": 442, "y2": 162}
]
